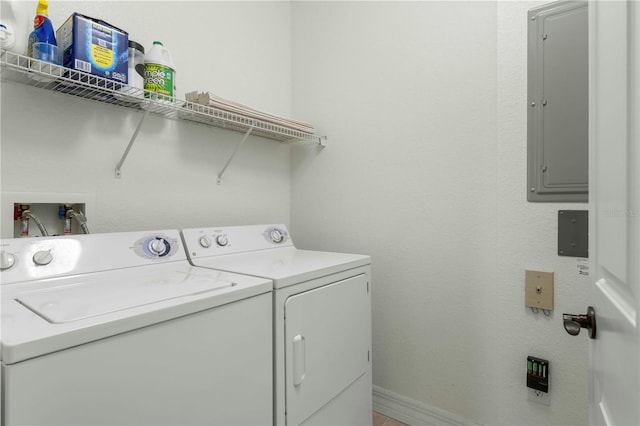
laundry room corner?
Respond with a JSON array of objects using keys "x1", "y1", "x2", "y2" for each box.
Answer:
[{"x1": 1, "y1": 0, "x2": 598, "y2": 424}]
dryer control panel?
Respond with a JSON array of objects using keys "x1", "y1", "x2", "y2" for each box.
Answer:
[{"x1": 181, "y1": 224, "x2": 293, "y2": 259}]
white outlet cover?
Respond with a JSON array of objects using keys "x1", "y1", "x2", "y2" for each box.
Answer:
[{"x1": 528, "y1": 387, "x2": 551, "y2": 406}]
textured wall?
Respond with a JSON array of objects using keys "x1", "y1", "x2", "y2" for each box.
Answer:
[
  {"x1": 291, "y1": 1, "x2": 590, "y2": 424},
  {"x1": 495, "y1": 2, "x2": 590, "y2": 424},
  {"x1": 291, "y1": 2, "x2": 499, "y2": 423},
  {"x1": 1, "y1": 1, "x2": 294, "y2": 235}
]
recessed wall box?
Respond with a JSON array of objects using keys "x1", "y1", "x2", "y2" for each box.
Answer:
[{"x1": 1, "y1": 192, "x2": 95, "y2": 238}]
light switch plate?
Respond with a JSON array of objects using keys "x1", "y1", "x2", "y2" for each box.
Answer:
[{"x1": 525, "y1": 270, "x2": 554, "y2": 310}]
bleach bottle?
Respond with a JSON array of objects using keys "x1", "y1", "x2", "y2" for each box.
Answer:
[{"x1": 144, "y1": 41, "x2": 175, "y2": 102}]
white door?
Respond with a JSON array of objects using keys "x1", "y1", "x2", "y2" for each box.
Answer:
[{"x1": 587, "y1": 1, "x2": 639, "y2": 425}]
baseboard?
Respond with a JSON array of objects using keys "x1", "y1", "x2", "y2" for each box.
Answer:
[{"x1": 373, "y1": 385, "x2": 478, "y2": 426}]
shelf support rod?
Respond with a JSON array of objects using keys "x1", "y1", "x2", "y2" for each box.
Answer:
[
  {"x1": 217, "y1": 122, "x2": 256, "y2": 185},
  {"x1": 115, "y1": 97, "x2": 154, "y2": 178}
]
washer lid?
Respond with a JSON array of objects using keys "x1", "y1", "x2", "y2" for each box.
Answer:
[
  {"x1": 16, "y1": 268, "x2": 235, "y2": 324},
  {"x1": 2, "y1": 263, "x2": 272, "y2": 364}
]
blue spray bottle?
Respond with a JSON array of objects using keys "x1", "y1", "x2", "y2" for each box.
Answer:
[{"x1": 27, "y1": 0, "x2": 57, "y2": 63}]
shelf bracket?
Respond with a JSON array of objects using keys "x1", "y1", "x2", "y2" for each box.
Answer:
[
  {"x1": 115, "y1": 96, "x2": 155, "y2": 178},
  {"x1": 292, "y1": 135, "x2": 327, "y2": 147},
  {"x1": 217, "y1": 122, "x2": 256, "y2": 185}
]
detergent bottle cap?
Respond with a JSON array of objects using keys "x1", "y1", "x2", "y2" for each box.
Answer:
[{"x1": 36, "y1": 0, "x2": 49, "y2": 16}]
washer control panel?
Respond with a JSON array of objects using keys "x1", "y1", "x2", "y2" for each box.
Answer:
[{"x1": 0, "y1": 230, "x2": 187, "y2": 285}]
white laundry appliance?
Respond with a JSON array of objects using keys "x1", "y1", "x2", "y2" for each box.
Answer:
[
  {"x1": 181, "y1": 224, "x2": 372, "y2": 426},
  {"x1": 0, "y1": 229, "x2": 273, "y2": 425}
]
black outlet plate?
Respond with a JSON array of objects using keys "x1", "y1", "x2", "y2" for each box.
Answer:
[{"x1": 527, "y1": 356, "x2": 549, "y2": 393}]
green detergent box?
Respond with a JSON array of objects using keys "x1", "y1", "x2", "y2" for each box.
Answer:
[{"x1": 56, "y1": 13, "x2": 128, "y2": 84}]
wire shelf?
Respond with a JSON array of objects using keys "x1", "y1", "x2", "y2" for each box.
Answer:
[{"x1": 0, "y1": 49, "x2": 323, "y2": 144}]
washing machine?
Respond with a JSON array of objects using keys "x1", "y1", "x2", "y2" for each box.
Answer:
[
  {"x1": 181, "y1": 224, "x2": 372, "y2": 426},
  {"x1": 0, "y1": 229, "x2": 273, "y2": 425}
]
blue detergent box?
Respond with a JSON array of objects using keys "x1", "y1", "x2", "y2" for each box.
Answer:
[{"x1": 56, "y1": 13, "x2": 128, "y2": 84}]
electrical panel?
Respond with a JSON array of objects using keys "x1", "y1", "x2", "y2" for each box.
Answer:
[{"x1": 527, "y1": 1, "x2": 588, "y2": 202}]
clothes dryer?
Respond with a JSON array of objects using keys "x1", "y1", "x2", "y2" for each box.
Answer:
[
  {"x1": 0, "y1": 230, "x2": 272, "y2": 425},
  {"x1": 181, "y1": 224, "x2": 372, "y2": 426}
]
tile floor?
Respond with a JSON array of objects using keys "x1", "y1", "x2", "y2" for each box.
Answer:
[{"x1": 373, "y1": 411, "x2": 408, "y2": 426}]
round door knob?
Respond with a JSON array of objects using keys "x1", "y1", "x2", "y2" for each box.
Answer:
[
  {"x1": 0, "y1": 251, "x2": 16, "y2": 270},
  {"x1": 33, "y1": 250, "x2": 53, "y2": 266},
  {"x1": 216, "y1": 235, "x2": 228, "y2": 247},
  {"x1": 199, "y1": 236, "x2": 212, "y2": 248},
  {"x1": 563, "y1": 306, "x2": 597, "y2": 339}
]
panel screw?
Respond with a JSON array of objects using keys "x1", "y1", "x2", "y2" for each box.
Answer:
[{"x1": 531, "y1": 102, "x2": 536, "y2": 107}]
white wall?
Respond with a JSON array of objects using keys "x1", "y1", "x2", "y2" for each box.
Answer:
[
  {"x1": 495, "y1": 2, "x2": 590, "y2": 424},
  {"x1": 1, "y1": 1, "x2": 293, "y2": 236},
  {"x1": 291, "y1": 1, "x2": 589, "y2": 425}
]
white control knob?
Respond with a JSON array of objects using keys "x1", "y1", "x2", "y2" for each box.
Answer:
[
  {"x1": 199, "y1": 236, "x2": 212, "y2": 248},
  {"x1": 216, "y1": 235, "x2": 229, "y2": 247},
  {"x1": 0, "y1": 251, "x2": 16, "y2": 270},
  {"x1": 148, "y1": 238, "x2": 167, "y2": 255},
  {"x1": 271, "y1": 229, "x2": 284, "y2": 244},
  {"x1": 33, "y1": 250, "x2": 53, "y2": 266}
]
